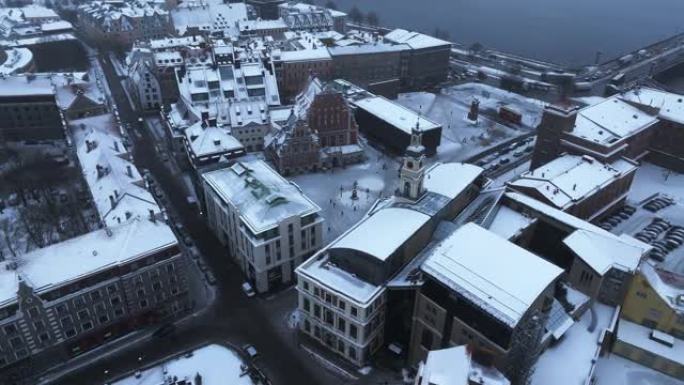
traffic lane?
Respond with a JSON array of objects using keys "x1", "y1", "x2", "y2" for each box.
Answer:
[{"x1": 96, "y1": 56, "x2": 327, "y2": 385}]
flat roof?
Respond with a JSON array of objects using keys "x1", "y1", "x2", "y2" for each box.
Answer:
[
  {"x1": 571, "y1": 97, "x2": 658, "y2": 146},
  {"x1": 616, "y1": 319, "x2": 684, "y2": 366},
  {"x1": 300, "y1": 254, "x2": 382, "y2": 305},
  {"x1": 509, "y1": 155, "x2": 637, "y2": 209},
  {"x1": 202, "y1": 160, "x2": 320, "y2": 234},
  {"x1": 424, "y1": 162, "x2": 483, "y2": 200},
  {"x1": 353, "y1": 96, "x2": 440, "y2": 134},
  {"x1": 422, "y1": 223, "x2": 563, "y2": 326},
  {"x1": 0, "y1": 218, "x2": 176, "y2": 307},
  {"x1": 332, "y1": 207, "x2": 430, "y2": 262},
  {"x1": 384, "y1": 28, "x2": 451, "y2": 50},
  {"x1": 620, "y1": 87, "x2": 684, "y2": 125}
]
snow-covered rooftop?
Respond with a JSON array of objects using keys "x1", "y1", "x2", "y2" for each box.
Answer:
[
  {"x1": 562, "y1": 229, "x2": 643, "y2": 275},
  {"x1": 487, "y1": 205, "x2": 535, "y2": 240},
  {"x1": 111, "y1": 343, "x2": 254, "y2": 385},
  {"x1": 509, "y1": 155, "x2": 637, "y2": 209},
  {"x1": 616, "y1": 318, "x2": 684, "y2": 366},
  {"x1": 171, "y1": 1, "x2": 247, "y2": 37},
  {"x1": 422, "y1": 223, "x2": 563, "y2": 327},
  {"x1": 71, "y1": 115, "x2": 161, "y2": 227},
  {"x1": 277, "y1": 47, "x2": 331, "y2": 62},
  {"x1": 417, "y1": 346, "x2": 470, "y2": 385},
  {"x1": 0, "y1": 217, "x2": 176, "y2": 307},
  {"x1": 353, "y1": 96, "x2": 440, "y2": 134},
  {"x1": 332, "y1": 207, "x2": 430, "y2": 262},
  {"x1": 571, "y1": 97, "x2": 658, "y2": 146},
  {"x1": 424, "y1": 162, "x2": 483, "y2": 200},
  {"x1": 620, "y1": 87, "x2": 684, "y2": 125},
  {"x1": 640, "y1": 262, "x2": 684, "y2": 313},
  {"x1": 384, "y1": 28, "x2": 451, "y2": 50},
  {"x1": 202, "y1": 160, "x2": 320, "y2": 234},
  {"x1": 185, "y1": 122, "x2": 244, "y2": 158},
  {"x1": 0, "y1": 74, "x2": 54, "y2": 96},
  {"x1": 300, "y1": 254, "x2": 383, "y2": 304}
]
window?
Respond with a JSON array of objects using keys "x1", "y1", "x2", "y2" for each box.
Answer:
[
  {"x1": 107, "y1": 285, "x2": 117, "y2": 294},
  {"x1": 324, "y1": 310, "x2": 334, "y2": 326},
  {"x1": 338, "y1": 300, "x2": 346, "y2": 311},
  {"x1": 350, "y1": 307, "x2": 358, "y2": 318},
  {"x1": 114, "y1": 308, "x2": 124, "y2": 316},
  {"x1": 28, "y1": 307, "x2": 39, "y2": 318},
  {"x1": 56, "y1": 304, "x2": 68, "y2": 314},
  {"x1": 82, "y1": 322, "x2": 93, "y2": 331},
  {"x1": 314, "y1": 304, "x2": 321, "y2": 319},
  {"x1": 4, "y1": 325, "x2": 16, "y2": 335},
  {"x1": 303, "y1": 298, "x2": 311, "y2": 313},
  {"x1": 10, "y1": 336, "x2": 22, "y2": 348},
  {"x1": 421, "y1": 329, "x2": 433, "y2": 349},
  {"x1": 39, "y1": 333, "x2": 49, "y2": 342},
  {"x1": 77, "y1": 310, "x2": 89, "y2": 320},
  {"x1": 99, "y1": 315, "x2": 109, "y2": 324},
  {"x1": 139, "y1": 300, "x2": 148, "y2": 308},
  {"x1": 111, "y1": 296, "x2": 121, "y2": 306},
  {"x1": 33, "y1": 321, "x2": 45, "y2": 331},
  {"x1": 303, "y1": 281, "x2": 309, "y2": 291},
  {"x1": 304, "y1": 320, "x2": 311, "y2": 332},
  {"x1": 338, "y1": 318, "x2": 346, "y2": 333},
  {"x1": 349, "y1": 324, "x2": 358, "y2": 339},
  {"x1": 348, "y1": 346, "x2": 356, "y2": 360},
  {"x1": 90, "y1": 290, "x2": 101, "y2": 301}
]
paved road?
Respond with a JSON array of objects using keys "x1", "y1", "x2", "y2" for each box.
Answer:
[{"x1": 49, "y1": 54, "x2": 333, "y2": 385}]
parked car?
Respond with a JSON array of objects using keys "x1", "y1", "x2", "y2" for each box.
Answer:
[{"x1": 241, "y1": 282, "x2": 256, "y2": 298}]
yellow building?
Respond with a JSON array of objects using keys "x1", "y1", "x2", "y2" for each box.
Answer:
[{"x1": 613, "y1": 262, "x2": 684, "y2": 378}]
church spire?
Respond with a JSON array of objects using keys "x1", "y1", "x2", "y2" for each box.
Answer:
[{"x1": 400, "y1": 106, "x2": 427, "y2": 201}]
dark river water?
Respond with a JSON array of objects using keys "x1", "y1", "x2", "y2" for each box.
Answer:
[{"x1": 334, "y1": 0, "x2": 684, "y2": 67}]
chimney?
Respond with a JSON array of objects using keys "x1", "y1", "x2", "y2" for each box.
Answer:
[
  {"x1": 149, "y1": 209, "x2": 156, "y2": 223},
  {"x1": 85, "y1": 140, "x2": 92, "y2": 152},
  {"x1": 126, "y1": 165, "x2": 133, "y2": 177},
  {"x1": 109, "y1": 195, "x2": 116, "y2": 209},
  {"x1": 114, "y1": 189, "x2": 119, "y2": 199},
  {"x1": 97, "y1": 165, "x2": 104, "y2": 179},
  {"x1": 114, "y1": 140, "x2": 119, "y2": 152}
]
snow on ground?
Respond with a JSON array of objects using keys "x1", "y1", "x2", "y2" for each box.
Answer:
[
  {"x1": 396, "y1": 83, "x2": 542, "y2": 163},
  {"x1": 628, "y1": 162, "x2": 684, "y2": 204},
  {"x1": 112, "y1": 344, "x2": 254, "y2": 385},
  {"x1": 532, "y1": 304, "x2": 615, "y2": 385},
  {"x1": 594, "y1": 354, "x2": 684, "y2": 385},
  {"x1": 291, "y1": 142, "x2": 401, "y2": 241},
  {"x1": 442, "y1": 83, "x2": 545, "y2": 127}
]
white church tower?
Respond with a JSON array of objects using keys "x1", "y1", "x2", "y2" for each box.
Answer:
[{"x1": 400, "y1": 118, "x2": 427, "y2": 200}]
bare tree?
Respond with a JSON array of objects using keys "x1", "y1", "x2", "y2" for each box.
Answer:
[
  {"x1": 366, "y1": 11, "x2": 379, "y2": 27},
  {"x1": 348, "y1": 6, "x2": 364, "y2": 25}
]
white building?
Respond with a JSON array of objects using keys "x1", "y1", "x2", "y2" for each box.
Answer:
[
  {"x1": 295, "y1": 133, "x2": 485, "y2": 366},
  {"x1": 202, "y1": 159, "x2": 323, "y2": 293}
]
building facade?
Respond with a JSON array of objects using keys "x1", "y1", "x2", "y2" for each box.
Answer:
[
  {"x1": 78, "y1": 1, "x2": 172, "y2": 48},
  {"x1": 0, "y1": 218, "x2": 193, "y2": 382},
  {"x1": 265, "y1": 115, "x2": 322, "y2": 175},
  {"x1": 0, "y1": 75, "x2": 64, "y2": 142},
  {"x1": 202, "y1": 160, "x2": 324, "y2": 293}
]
